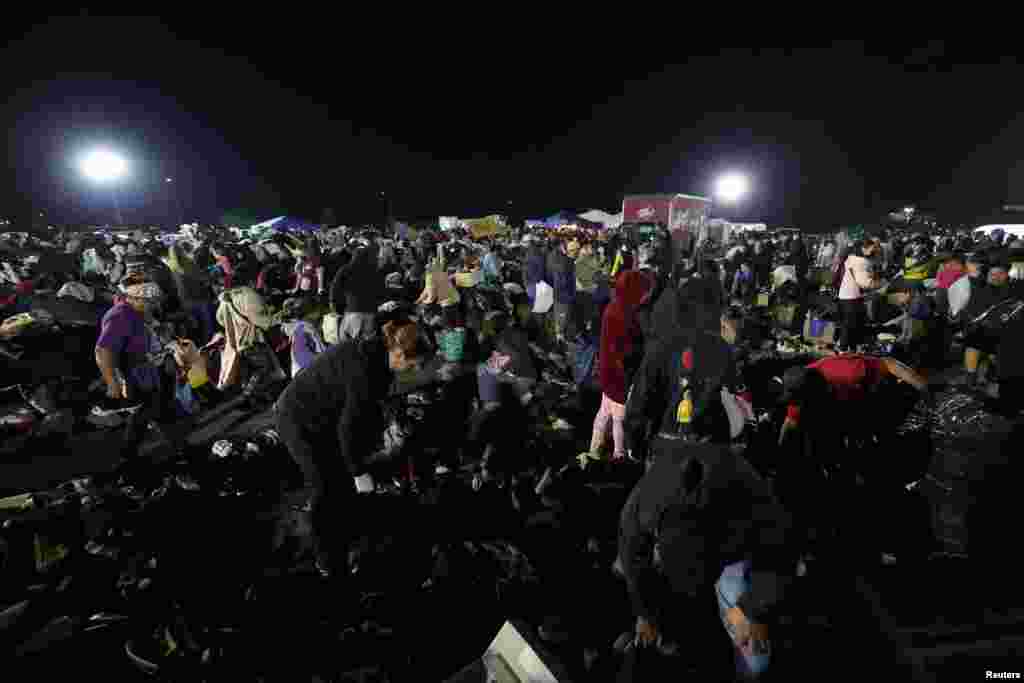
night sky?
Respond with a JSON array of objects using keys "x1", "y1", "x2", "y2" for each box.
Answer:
[{"x1": 3, "y1": 21, "x2": 1023, "y2": 229}]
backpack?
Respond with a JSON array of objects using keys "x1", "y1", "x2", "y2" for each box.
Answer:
[{"x1": 661, "y1": 335, "x2": 730, "y2": 441}]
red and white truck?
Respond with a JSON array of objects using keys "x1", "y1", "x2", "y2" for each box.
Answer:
[{"x1": 621, "y1": 193, "x2": 712, "y2": 260}]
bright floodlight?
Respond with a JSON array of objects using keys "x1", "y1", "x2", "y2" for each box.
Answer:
[
  {"x1": 80, "y1": 149, "x2": 128, "y2": 183},
  {"x1": 716, "y1": 174, "x2": 748, "y2": 203}
]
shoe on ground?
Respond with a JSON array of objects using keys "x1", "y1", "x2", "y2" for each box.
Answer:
[
  {"x1": 538, "y1": 617, "x2": 570, "y2": 645},
  {"x1": 612, "y1": 631, "x2": 635, "y2": 654},
  {"x1": 656, "y1": 636, "x2": 681, "y2": 657},
  {"x1": 19, "y1": 384, "x2": 57, "y2": 415},
  {"x1": 86, "y1": 407, "x2": 125, "y2": 429}
]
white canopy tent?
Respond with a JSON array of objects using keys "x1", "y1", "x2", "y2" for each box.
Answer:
[
  {"x1": 975, "y1": 225, "x2": 1024, "y2": 240},
  {"x1": 578, "y1": 209, "x2": 623, "y2": 229}
]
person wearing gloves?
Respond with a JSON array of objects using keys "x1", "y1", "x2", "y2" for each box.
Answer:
[
  {"x1": 617, "y1": 441, "x2": 795, "y2": 678},
  {"x1": 274, "y1": 316, "x2": 466, "y2": 579}
]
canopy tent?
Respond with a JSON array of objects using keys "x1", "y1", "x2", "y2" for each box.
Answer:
[
  {"x1": 463, "y1": 215, "x2": 510, "y2": 240},
  {"x1": 975, "y1": 225, "x2": 1024, "y2": 240},
  {"x1": 543, "y1": 211, "x2": 578, "y2": 228},
  {"x1": 578, "y1": 209, "x2": 623, "y2": 229},
  {"x1": 250, "y1": 216, "x2": 320, "y2": 234}
]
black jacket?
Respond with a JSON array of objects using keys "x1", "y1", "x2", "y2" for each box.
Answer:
[
  {"x1": 330, "y1": 247, "x2": 382, "y2": 314},
  {"x1": 624, "y1": 327, "x2": 737, "y2": 458},
  {"x1": 618, "y1": 444, "x2": 794, "y2": 627},
  {"x1": 171, "y1": 269, "x2": 210, "y2": 304},
  {"x1": 648, "y1": 276, "x2": 723, "y2": 349},
  {"x1": 275, "y1": 339, "x2": 389, "y2": 477}
]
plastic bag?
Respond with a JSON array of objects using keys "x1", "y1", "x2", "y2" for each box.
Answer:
[
  {"x1": 175, "y1": 381, "x2": 199, "y2": 416},
  {"x1": 532, "y1": 281, "x2": 554, "y2": 314}
]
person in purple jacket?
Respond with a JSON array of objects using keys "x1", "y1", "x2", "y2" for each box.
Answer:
[{"x1": 92, "y1": 278, "x2": 165, "y2": 425}]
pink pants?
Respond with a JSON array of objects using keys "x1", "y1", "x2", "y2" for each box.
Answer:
[{"x1": 590, "y1": 393, "x2": 626, "y2": 458}]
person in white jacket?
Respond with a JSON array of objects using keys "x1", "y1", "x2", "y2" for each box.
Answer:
[{"x1": 837, "y1": 240, "x2": 882, "y2": 350}]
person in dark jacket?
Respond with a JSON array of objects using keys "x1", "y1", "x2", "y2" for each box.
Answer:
[
  {"x1": 957, "y1": 258, "x2": 1022, "y2": 390},
  {"x1": 620, "y1": 282, "x2": 792, "y2": 675},
  {"x1": 165, "y1": 243, "x2": 214, "y2": 345},
  {"x1": 617, "y1": 441, "x2": 794, "y2": 677},
  {"x1": 523, "y1": 239, "x2": 548, "y2": 306},
  {"x1": 329, "y1": 243, "x2": 382, "y2": 342},
  {"x1": 275, "y1": 318, "x2": 467, "y2": 578},
  {"x1": 547, "y1": 240, "x2": 577, "y2": 342},
  {"x1": 648, "y1": 269, "x2": 723, "y2": 349},
  {"x1": 789, "y1": 235, "x2": 810, "y2": 285}
]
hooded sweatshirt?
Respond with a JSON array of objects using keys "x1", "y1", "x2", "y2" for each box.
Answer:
[
  {"x1": 649, "y1": 275, "x2": 723, "y2": 347},
  {"x1": 330, "y1": 246, "x2": 382, "y2": 314},
  {"x1": 618, "y1": 445, "x2": 794, "y2": 627},
  {"x1": 574, "y1": 248, "x2": 603, "y2": 292},
  {"x1": 524, "y1": 245, "x2": 548, "y2": 288},
  {"x1": 625, "y1": 277, "x2": 736, "y2": 455},
  {"x1": 598, "y1": 270, "x2": 652, "y2": 404}
]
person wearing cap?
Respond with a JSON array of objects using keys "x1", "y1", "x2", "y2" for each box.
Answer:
[{"x1": 93, "y1": 277, "x2": 166, "y2": 420}]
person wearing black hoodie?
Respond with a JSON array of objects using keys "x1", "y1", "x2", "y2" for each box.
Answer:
[
  {"x1": 275, "y1": 317, "x2": 467, "y2": 579},
  {"x1": 618, "y1": 275, "x2": 793, "y2": 677},
  {"x1": 329, "y1": 243, "x2": 382, "y2": 341}
]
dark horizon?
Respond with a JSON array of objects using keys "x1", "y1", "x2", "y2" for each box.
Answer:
[{"x1": 3, "y1": 23, "x2": 1024, "y2": 230}]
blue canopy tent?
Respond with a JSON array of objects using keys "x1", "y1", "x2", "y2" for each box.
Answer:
[
  {"x1": 250, "y1": 216, "x2": 320, "y2": 234},
  {"x1": 543, "y1": 210, "x2": 578, "y2": 228}
]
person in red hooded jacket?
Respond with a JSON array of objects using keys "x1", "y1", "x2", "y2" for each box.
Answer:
[{"x1": 585, "y1": 269, "x2": 652, "y2": 462}]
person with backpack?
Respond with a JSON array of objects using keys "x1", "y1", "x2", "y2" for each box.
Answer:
[{"x1": 617, "y1": 303, "x2": 795, "y2": 677}]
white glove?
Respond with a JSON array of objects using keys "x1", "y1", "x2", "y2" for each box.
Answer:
[{"x1": 354, "y1": 473, "x2": 375, "y2": 493}]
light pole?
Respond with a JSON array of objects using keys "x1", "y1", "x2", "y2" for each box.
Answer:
[
  {"x1": 165, "y1": 177, "x2": 184, "y2": 227},
  {"x1": 380, "y1": 191, "x2": 392, "y2": 230},
  {"x1": 79, "y1": 148, "x2": 129, "y2": 226}
]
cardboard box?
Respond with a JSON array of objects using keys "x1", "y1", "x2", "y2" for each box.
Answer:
[
  {"x1": 445, "y1": 621, "x2": 570, "y2": 683},
  {"x1": 803, "y1": 317, "x2": 836, "y2": 344}
]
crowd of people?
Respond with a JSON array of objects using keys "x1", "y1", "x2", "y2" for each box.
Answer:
[{"x1": 2, "y1": 219, "x2": 1023, "y2": 679}]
